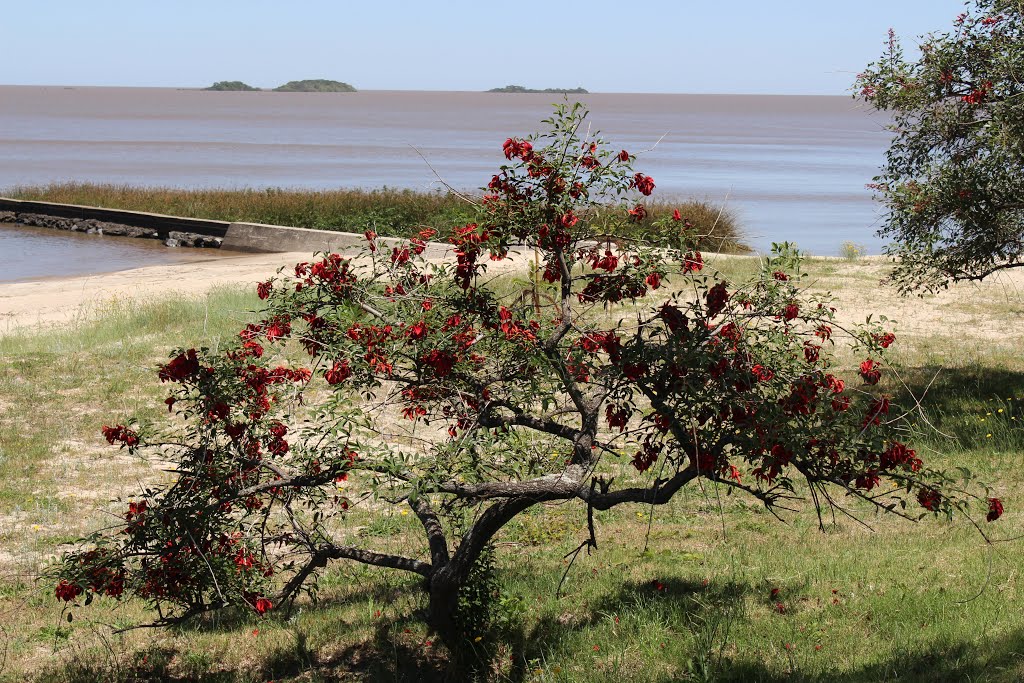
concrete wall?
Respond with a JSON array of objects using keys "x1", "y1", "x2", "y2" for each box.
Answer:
[
  {"x1": 222, "y1": 222, "x2": 367, "y2": 253},
  {"x1": 0, "y1": 197, "x2": 229, "y2": 238},
  {"x1": 221, "y1": 222, "x2": 451, "y2": 258}
]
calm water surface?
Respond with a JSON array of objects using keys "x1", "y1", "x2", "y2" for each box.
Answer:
[
  {"x1": 0, "y1": 223, "x2": 221, "y2": 282},
  {"x1": 0, "y1": 87, "x2": 893, "y2": 275}
]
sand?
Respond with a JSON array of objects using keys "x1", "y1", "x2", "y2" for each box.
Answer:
[
  {"x1": 2, "y1": 250, "x2": 1023, "y2": 348},
  {"x1": 0, "y1": 251, "x2": 311, "y2": 332}
]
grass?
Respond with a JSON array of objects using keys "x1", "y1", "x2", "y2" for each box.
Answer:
[
  {"x1": 1, "y1": 256, "x2": 1023, "y2": 681},
  {"x1": 4, "y1": 182, "x2": 748, "y2": 253}
]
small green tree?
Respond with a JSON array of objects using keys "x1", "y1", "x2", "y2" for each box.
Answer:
[{"x1": 856, "y1": 0, "x2": 1024, "y2": 292}]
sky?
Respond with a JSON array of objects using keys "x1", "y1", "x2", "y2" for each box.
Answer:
[{"x1": 2, "y1": 0, "x2": 971, "y2": 95}]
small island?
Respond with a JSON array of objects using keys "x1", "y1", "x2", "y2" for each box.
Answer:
[
  {"x1": 273, "y1": 79, "x2": 356, "y2": 93},
  {"x1": 205, "y1": 81, "x2": 260, "y2": 91},
  {"x1": 488, "y1": 85, "x2": 589, "y2": 94}
]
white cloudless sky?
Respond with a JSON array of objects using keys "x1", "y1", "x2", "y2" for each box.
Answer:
[{"x1": 1, "y1": 0, "x2": 971, "y2": 94}]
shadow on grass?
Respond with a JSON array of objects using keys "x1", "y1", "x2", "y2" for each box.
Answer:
[
  {"x1": 34, "y1": 583, "x2": 1024, "y2": 683},
  {"x1": 896, "y1": 362, "x2": 1024, "y2": 450},
  {"x1": 512, "y1": 577, "x2": 1024, "y2": 683},
  {"x1": 901, "y1": 363, "x2": 1024, "y2": 410}
]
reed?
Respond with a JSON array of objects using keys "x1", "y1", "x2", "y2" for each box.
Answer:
[{"x1": 6, "y1": 182, "x2": 748, "y2": 252}]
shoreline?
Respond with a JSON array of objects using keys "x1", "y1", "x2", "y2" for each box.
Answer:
[{"x1": 0, "y1": 251, "x2": 310, "y2": 332}]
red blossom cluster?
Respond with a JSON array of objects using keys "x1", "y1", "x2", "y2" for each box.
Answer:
[
  {"x1": 872, "y1": 332, "x2": 896, "y2": 348},
  {"x1": 961, "y1": 80, "x2": 993, "y2": 104},
  {"x1": 705, "y1": 282, "x2": 730, "y2": 317},
  {"x1": 158, "y1": 349, "x2": 201, "y2": 383},
  {"x1": 325, "y1": 360, "x2": 352, "y2": 385},
  {"x1": 502, "y1": 137, "x2": 534, "y2": 161},
  {"x1": 451, "y1": 223, "x2": 489, "y2": 290},
  {"x1": 627, "y1": 204, "x2": 647, "y2": 222},
  {"x1": 632, "y1": 173, "x2": 655, "y2": 196},
  {"x1": 55, "y1": 580, "x2": 82, "y2": 602},
  {"x1": 102, "y1": 424, "x2": 139, "y2": 447},
  {"x1": 859, "y1": 359, "x2": 882, "y2": 385},
  {"x1": 988, "y1": 498, "x2": 1004, "y2": 522}
]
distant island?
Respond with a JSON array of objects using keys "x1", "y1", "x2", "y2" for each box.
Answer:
[
  {"x1": 273, "y1": 79, "x2": 356, "y2": 92},
  {"x1": 488, "y1": 85, "x2": 589, "y2": 94},
  {"x1": 205, "y1": 81, "x2": 260, "y2": 91}
]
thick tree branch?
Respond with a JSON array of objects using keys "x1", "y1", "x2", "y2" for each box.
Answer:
[
  {"x1": 584, "y1": 466, "x2": 700, "y2": 509},
  {"x1": 321, "y1": 542, "x2": 432, "y2": 577},
  {"x1": 410, "y1": 496, "x2": 450, "y2": 570}
]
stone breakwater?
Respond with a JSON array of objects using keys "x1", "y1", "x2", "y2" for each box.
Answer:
[{"x1": 0, "y1": 210, "x2": 223, "y2": 248}]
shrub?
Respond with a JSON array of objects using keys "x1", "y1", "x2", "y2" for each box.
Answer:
[
  {"x1": 839, "y1": 241, "x2": 867, "y2": 261},
  {"x1": 51, "y1": 103, "x2": 1001, "y2": 668}
]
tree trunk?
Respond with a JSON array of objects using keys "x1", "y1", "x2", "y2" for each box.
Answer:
[{"x1": 427, "y1": 566, "x2": 461, "y2": 645}]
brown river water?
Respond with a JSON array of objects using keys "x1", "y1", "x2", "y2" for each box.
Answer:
[
  {"x1": 0, "y1": 87, "x2": 893, "y2": 280},
  {"x1": 0, "y1": 222, "x2": 223, "y2": 283}
]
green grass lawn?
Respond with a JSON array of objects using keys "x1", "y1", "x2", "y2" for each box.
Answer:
[{"x1": 1, "y1": 256, "x2": 1022, "y2": 682}]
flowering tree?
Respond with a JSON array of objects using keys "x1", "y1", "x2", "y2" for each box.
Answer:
[
  {"x1": 53, "y1": 103, "x2": 1002, "y2": 648},
  {"x1": 856, "y1": 0, "x2": 1024, "y2": 292}
]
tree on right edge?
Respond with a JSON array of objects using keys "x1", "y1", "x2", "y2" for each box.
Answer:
[{"x1": 856, "y1": 0, "x2": 1024, "y2": 293}]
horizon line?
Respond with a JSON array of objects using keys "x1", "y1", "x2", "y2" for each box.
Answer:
[{"x1": 0, "y1": 83, "x2": 855, "y2": 98}]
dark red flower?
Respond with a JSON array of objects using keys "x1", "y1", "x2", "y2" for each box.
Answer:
[
  {"x1": 589, "y1": 250, "x2": 618, "y2": 272},
  {"x1": 880, "y1": 441, "x2": 921, "y2": 471},
  {"x1": 618, "y1": 150, "x2": 630, "y2": 162},
  {"x1": 633, "y1": 173, "x2": 656, "y2": 196},
  {"x1": 256, "y1": 280, "x2": 272, "y2": 300},
  {"x1": 627, "y1": 204, "x2": 648, "y2": 222},
  {"x1": 872, "y1": 332, "x2": 896, "y2": 348},
  {"x1": 502, "y1": 137, "x2": 533, "y2": 160},
  {"x1": 325, "y1": 360, "x2": 352, "y2": 385},
  {"x1": 658, "y1": 303, "x2": 688, "y2": 334},
  {"x1": 406, "y1": 320, "x2": 429, "y2": 340},
  {"x1": 918, "y1": 488, "x2": 942, "y2": 511},
  {"x1": 605, "y1": 404, "x2": 629, "y2": 432},
  {"x1": 860, "y1": 359, "x2": 882, "y2": 385},
  {"x1": 623, "y1": 362, "x2": 649, "y2": 381},
  {"x1": 421, "y1": 349, "x2": 458, "y2": 378},
  {"x1": 125, "y1": 499, "x2": 148, "y2": 522},
  {"x1": 856, "y1": 470, "x2": 881, "y2": 490},
  {"x1": 102, "y1": 424, "x2": 140, "y2": 447},
  {"x1": 158, "y1": 349, "x2": 201, "y2": 383},
  {"x1": 391, "y1": 246, "x2": 411, "y2": 265},
  {"x1": 705, "y1": 282, "x2": 730, "y2": 317},
  {"x1": 987, "y1": 497, "x2": 1004, "y2": 522},
  {"x1": 55, "y1": 580, "x2": 82, "y2": 602}
]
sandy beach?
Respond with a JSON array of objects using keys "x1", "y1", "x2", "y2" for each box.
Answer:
[
  {"x1": 0, "y1": 251, "x2": 311, "y2": 331},
  {"x1": 3, "y1": 248, "x2": 1023, "y2": 346}
]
